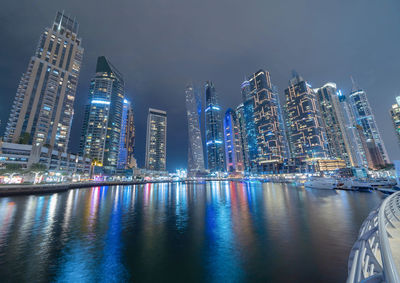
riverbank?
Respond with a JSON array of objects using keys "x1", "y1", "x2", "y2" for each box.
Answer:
[{"x1": 0, "y1": 179, "x2": 231, "y2": 197}]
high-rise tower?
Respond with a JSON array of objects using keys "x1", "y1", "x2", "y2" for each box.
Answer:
[
  {"x1": 4, "y1": 12, "x2": 84, "y2": 152},
  {"x1": 224, "y1": 109, "x2": 244, "y2": 173},
  {"x1": 204, "y1": 81, "x2": 225, "y2": 173},
  {"x1": 390, "y1": 96, "x2": 400, "y2": 147},
  {"x1": 248, "y1": 70, "x2": 287, "y2": 172},
  {"x1": 185, "y1": 84, "x2": 205, "y2": 175},
  {"x1": 145, "y1": 108, "x2": 167, "y2": 171},
  {"x1": 348, "y1": 78, "x2": 389, "y2": 165},
  {"x1": 316, "y1": 83, "x2": 354, "y2": 166},
  {"x1": 117, "y1": 99, "x2": 135, "y2": 170},
  {"x1": 285, "y1": 72, "x2": 329, "y2": 161},
  {"x1": 80, "y1": 56, "x2": 124, "y2": 173}
]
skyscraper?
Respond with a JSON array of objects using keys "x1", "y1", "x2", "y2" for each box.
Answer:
[
  {"x1": 80, "y1": 56, "x2": 124, "y2": 173},
  {"x1": 338, "y1": 92, "x2": 368, "y2": 167},
  {"x1": 348, "y1": 78, "x2": 389, "y2": 165},
  {"x1": 145, "y1": 108, "x2": 167, "y2": 171},
  {"x1": 117, "y1": 99, "x2": 135, "y2": 170},
  {"x1": 248, "y1": 70, "x2": 287, "y2": 172},
  {"x1": 185, "y1": 84, "x2": 205, "y2": 175},
  {"x1": 316, "y1": 83, "x2": 354, "y2": 166},
  {"x1": 205, "y1": 81, "x2": 225, "y2": 173},
  {"x1": 390, "y1": 96, "x2": 400, "y2": 146},
  {"x1": 285, "y1": 72, "x2": 329, "y2": 161},
  {"x1": 4, "y1": 12, "x2": 84, "y2": 152},
  {"x1": 235, "y1": 103, "x2": 250, "y2": 171},
  {"x1": 224, "y1": 109, "x2": 244, "y2": 173}
]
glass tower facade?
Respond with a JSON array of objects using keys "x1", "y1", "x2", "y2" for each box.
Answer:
[
  {"x1": 145, "y1": 108, "x2": 167, "y2": 171},
  {"x1": 348, "y1": 81, "x2": 389, "y2": 165},
  {"x1": 316, "y1": 83, "x2": 354, "y2": 166},
  {"x1": 284, "y1": 72, "x2": 329, "y2": 161},
  {"x1": 205, "y1": 81, "x2": 225, "y2": 173},
  {"x1": 80, "y1": 56, "x2": 125, "y2": 173},
  {"x1": 117, "y1": 99, "x2": 135, "y2": 170},
  {"x1": 185, "y1": 84, "x2": 205, "y2": 175},
  {"x1": 4, "y1": 11, "x2": 84, "y2": 153},
  {"x1": 224, "y1": 109, "x2": 244, "y2": 173},
  {"x1": 235, "y1": 103, "x2": 250, "y2": 172},
  {"x1": 390, "y1": 96, "x2": 400, "y2": 147}
]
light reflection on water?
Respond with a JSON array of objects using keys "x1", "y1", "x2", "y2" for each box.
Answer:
[{"x1": 0, "y1": 182, "x2": 384, "y2": 282}]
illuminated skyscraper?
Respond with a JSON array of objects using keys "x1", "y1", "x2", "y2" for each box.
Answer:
[
  {"x1": 80, "y1": 56, "x2": 124, "y2": 173},
  {"x1": 185, "y1": 84, "x2": 205, "y2": 175},
  {"x1": 117, "y1": 99, "x2": 135, "y2": 170},
  {"x1": 235, "y1": 103, "x2": 250, "y2": 171},
  {"x1": 224, "y1": 109, "x2": 244, "y2": 173},
  {"x1": 145, "y1": 108, "x2": 167, "y2": 171},
  {"x1": 205, "y1": 81, "x2": 225, "y2": 172},
  {"x1": 338, "y1": 93, "x2": 368, "y2": 167},
  {"x1": 390, "y1": 96, "x2": 400, "y2": 146},
  {"x1": 4, "y1": 12, "x2": 84, "y2": 152},
  {"x1": 316, "y1": 83, "x2": 354, "y2": 166},
  {"x1": 285, "y1": 72, "x2": 329, "y2": 161},
  {"x1": 248, "y1": 70, "x2": 287, "y2": 173},
  {"x1": 348, "y1": 78, "x2": 389, "y2": 165}
]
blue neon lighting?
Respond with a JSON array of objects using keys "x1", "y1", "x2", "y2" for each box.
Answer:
[
  {"x1": 205, "y1": 106, "x2": 221, "y2": 112},
  {"x1": 91, "y1": 100, "x2": 110, "y2": 105}
]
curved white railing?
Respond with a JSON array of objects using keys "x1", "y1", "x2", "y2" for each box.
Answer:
[{"x1": 347, "y1": 191, "x2": 400, "y2": 283}]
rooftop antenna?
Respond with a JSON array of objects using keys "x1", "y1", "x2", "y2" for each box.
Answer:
[{"x1": 350, "y1": 76, "x2": 358, "y2": 92}]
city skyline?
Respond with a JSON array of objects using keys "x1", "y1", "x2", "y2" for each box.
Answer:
[{"x1": 1, "y1": 1, "x2": 400, "y2": 170}]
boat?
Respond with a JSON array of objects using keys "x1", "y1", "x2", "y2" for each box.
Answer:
[
  {"x1": 304, "y1": 177, "x2": 339, "y2": 190},
  {"x1": 367, "y1": 179, "x2": 397, "y2": 189},
  {"x1": 343, "y1": 179, "x2": 372, "y2": 192}
]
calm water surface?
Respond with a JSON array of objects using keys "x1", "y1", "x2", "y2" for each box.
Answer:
[{"x1": 0, "y1": 181, "x2": 384, "y2": 282}]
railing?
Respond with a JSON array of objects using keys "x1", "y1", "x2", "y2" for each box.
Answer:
[{"x1": 347, "y1": 191, "x2": 400, "y2": 283}]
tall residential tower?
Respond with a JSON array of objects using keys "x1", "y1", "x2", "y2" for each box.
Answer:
[
  {"x1": 204, "y1": 81, "x2": 225, "y2": 173},
  {"x1": 145, "y1": 108, "x2": 167, "y2": 171},
  {"x1": 185, "y1": 84, "x2": 205, "y2": 175},
  {"x1": 4, "y1": 12, "x2": 84, "y2": 152},
  {"x1": 80, "y1": 56, "x2": 125, "y2": 173}
]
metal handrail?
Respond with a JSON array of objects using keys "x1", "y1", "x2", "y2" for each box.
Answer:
[
  {"x1": 347, "y1": 191, "x2": 400, "y2": 283},
  {"x1": 379, "y1": 191, "x2": 400, "y2": 283}
]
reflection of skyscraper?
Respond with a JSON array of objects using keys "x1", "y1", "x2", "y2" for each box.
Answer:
[
  {"x1": 185, "y1": 84, "x2": 205, "y2": 175},
  {"x1": 285, "y1": 72, "x2": 329, "y2": 161},
  {"x1": 80, "y1": 56, "x2": 124, "y2": 173},
  {"x1": 146, "y1": 108, "x2": 167, "y2": 171},
  {"x1": 390, "y1": 96, "x2": 400, "y2": 147},
  {"x1": 316, "y1": 83, "x2": 354, "y2": 166},
  {"x1": 117, "y1": 99, "x2": 135, "y2": 170},
  {"x1": 248, "y1": 70, "x2": 287, "y2": 172},
  {"x1": 4, "y1": 12, "x2": 84, "y2": 153},
  {"x1": 348, "y1": 78, "x2": 389, "y2": 164},
  {"x1": 205, "y1": 81, "x2": 225, "y2": 172},
  {"x1": 224, "y1": 109, "x2": 244, "y2": 173}
]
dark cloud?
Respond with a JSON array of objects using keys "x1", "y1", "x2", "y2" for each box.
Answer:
[{"x1": 1, "y1": 0, "x2": 400, "y2": 170}]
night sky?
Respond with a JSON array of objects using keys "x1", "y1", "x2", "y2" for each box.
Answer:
[{"x1": 1, "y1": 0, "x2": 400, "y2": 171}]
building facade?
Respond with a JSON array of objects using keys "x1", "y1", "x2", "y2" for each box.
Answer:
[
  {"x1": 117, "y1": 99, "x2": 135, "y2": 170},
  {"x1": 204, "y1": 81, "x2": 225, "y2": 173},
  {"x1": 185, "y1": 84, "x2": 205, "y2": 175},
  {"x1": 248, "y1": 70, "x2": 287, "y2": 172},
  {"x1": 390, "y1": 96, "x2": 400, "y2": 146},
  {"x1": 223, "y1": 109, "x2": 244, "y2": 173},
  {"x1": 4, "y1": 11, "x2": 84, "y2": 153},
  {"x1": 316, "y1": 83, "x2": 354, "y2": 166},
  {"x1": 235, "y1": 103, "x2": 250, "y2": 172},
  {"x1": 348, "y1": 80, "x2": 389, "y2": 165},
  {"x1": 284, "y1": 72, "x2": 329, "y2": 162},
  {"x1": 80, "y1": 56, "x2": 125, "y2": 173},
  {"x1": 145, "y1": 108, "x2": 167, "y2": 171}
]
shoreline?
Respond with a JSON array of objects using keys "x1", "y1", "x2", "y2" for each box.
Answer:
[{"x1": 0, "y1": 179, "x2": 235, "y2": 197}]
